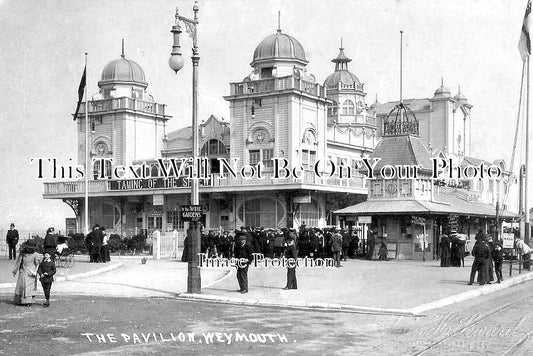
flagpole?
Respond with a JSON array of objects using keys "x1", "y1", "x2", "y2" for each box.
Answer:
[
  {"x1": 526, "y1": 54, "x2": 530, "y2": 245},
  {"x1": 84, "y1": 53, "x2": 89, "y2": 236}
]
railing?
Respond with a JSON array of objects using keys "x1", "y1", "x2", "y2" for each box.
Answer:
[
  {"x1": 230, "y1": 75, "x2": 325, "y2": 97},
  {"x1": 44, "y1": 180, "x2": 108, "y2": 195},
  {"x1": 43, "y1": 170, "x2": 366, "y2": 195},
  {"x1": 325, "y1": 82, "x2": 365, "y2": 92},
  {"x1": 77, "y1": 97, "x2": 166, "y2": 116}
]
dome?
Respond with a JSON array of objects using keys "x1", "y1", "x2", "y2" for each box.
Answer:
[
  {"x1": 454, "y1": 92, "x2": 467, "y2": 101},
  {"x1": 324, "y1": 71, "x2": 360, "y2": 87},
  {"x1": 453, "y1": 87, "x2": 468, "y2": 104},
  {"x1": 323, "y1": 47, "x2": 360, "y2": 88},
  {"x1": 433, "y1": 84, "x2": 451, "y2": 97},
  {"x1": 99, "y1": 57, "x2": 147, "y2": 87},
  {"x1": 251, "y1": 30, "x2": 307, "y2": 67}
]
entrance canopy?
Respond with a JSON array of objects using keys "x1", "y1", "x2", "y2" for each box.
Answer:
[{"x1": 335, "y1": 192, "x2": 516, "y2": 219}]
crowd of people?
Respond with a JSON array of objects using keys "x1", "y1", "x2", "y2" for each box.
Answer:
[
  {"x1": 180, "y1": 224, "x2": 387, "y2": 294},
  {"x1": 181, "y1": 224, "x2": 378, "y2": 264},
  {"x1": 439, "y1": 231, "x2": 467, "y2": 267}
]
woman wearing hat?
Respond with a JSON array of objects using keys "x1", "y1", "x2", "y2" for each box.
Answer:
[{"x1": 12, "y1": 240, "x2": 42, "y2": 306}]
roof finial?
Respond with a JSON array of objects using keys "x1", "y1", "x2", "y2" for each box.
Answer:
[
  {"x1": 121, "y1": 39, "x2": 125, "y2": 59},
  {"x1": 277, "y1": 11, "x2": 281, "y2": 32},
  {"x1": 458, "y1": 84, "x2": 461, "y2": 94},
  {"x1": 441, "y1": 76, "x2": 444, "y2": 87},
  {"x1": 340, "y1": 37, "x2": 343, "y2": 49}
]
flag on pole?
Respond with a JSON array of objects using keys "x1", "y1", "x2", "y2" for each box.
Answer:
[
  {"x1": 73, "y1": 66, "x2": 86, "y2": 121},
  {"x1": 519, "y1": 0, "x2": 532, "y2": 61}
]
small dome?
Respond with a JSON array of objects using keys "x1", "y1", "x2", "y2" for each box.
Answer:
[
  {"x1": 251, "y1": 30, "x2": 307, "y2": 67},
  {"x1": 323, "y1": 46, "x2": 360, "y2": 88},
  {"x1": 99, "y1": 57, "x2": 147, "y2": 87},
  {"x1": 324, "y1": 71, "x2": 360, "y2": 87},
  {"x1": 453, "y1": 87, "x2": 467, "y2": 104},
  {"x1": 454, "y1": 92, "x2": 466, "y2": 101},
  {"x1": 433, "y1": 84, "x2": 451, "y2": 97}
]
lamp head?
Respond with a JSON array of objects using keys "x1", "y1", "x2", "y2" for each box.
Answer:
[{"x1": 169, "y1": 54, "x2": 184, "y2": 73}]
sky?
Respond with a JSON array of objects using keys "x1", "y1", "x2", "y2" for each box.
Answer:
[{"x1": 0, "y1": 0, "x2": 530, "y2": 231}]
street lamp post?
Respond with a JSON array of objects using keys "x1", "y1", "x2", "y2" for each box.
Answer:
[{"x1": 169, "y1": 1, "x2": 201, "y2": 294}]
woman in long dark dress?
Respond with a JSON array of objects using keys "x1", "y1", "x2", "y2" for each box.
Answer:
[{"x1": 12, "y1": 240, "x2": 42, "y2": 306}]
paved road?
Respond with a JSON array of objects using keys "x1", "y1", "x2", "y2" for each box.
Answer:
[{"x1": 0, "y1": 279, "x2": 532, "y2": 355}]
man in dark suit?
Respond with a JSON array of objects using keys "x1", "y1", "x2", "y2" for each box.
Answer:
[
  {"x1": 234, "y1": 234, "x2": 253, "y2": 294},
  {"x1": 6, "y1": 223, "x2": 19, "y2": 260},
  {"x1": 367, "y1": 228, "x2": 376, "y2": 260},
  {"x1": 283, "y1": 235, "x2": 298, "y2": 290},
  {"x1": 331, "y1": 227, "x2": 343, "y2": 267}
]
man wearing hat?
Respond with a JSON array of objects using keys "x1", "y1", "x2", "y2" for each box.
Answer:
[
  {"x1": 331, "y1": 227, "x2": 343, "y2": 268},
  {"x1": 6, "y1": 223, "x2": 19, "y2": 260},
  {"x1": 234, "y1": 233, "x2": 253, "y2": 293},
  {"x1": 491, "y1": 240, "x2": 504, "y2": 283}
]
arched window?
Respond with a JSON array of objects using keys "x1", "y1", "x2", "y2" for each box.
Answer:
[
  {"x1": 342, "y1": 99, "x2": 355, "y2": 115},
  {"x1": 93, "y1": 159, "x2": 112, "y2": 179}
]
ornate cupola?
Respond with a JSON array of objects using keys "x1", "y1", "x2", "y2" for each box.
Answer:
[{"x1": 324, "y1": 40, "x2": 361, "y2": 89}]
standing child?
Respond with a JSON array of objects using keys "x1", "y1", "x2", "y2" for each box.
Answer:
[{"x1": 37, "y1": 252, "x2": 56, "y2": 307}]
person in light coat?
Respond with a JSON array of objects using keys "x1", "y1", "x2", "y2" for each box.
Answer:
[{"x1": 12, "y1": 240, "x2": 42, "y2": 306}]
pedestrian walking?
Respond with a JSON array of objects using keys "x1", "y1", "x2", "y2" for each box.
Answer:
[
  {"x1": 12, "y1": 240, "x2": 41, "y2": 306},
  {"x1": 492, "y1": 241, "x2": 504, "y2": 283},
  {"x1": 283, "y1": 235, "x2": 298, "y2": 290},
  {"x1": 367, "y1": 228, "x2": 376, "y2": 260},
  {"x1": 469, "y1": 238, "x2": 490, "y2": 285},
  {"x1": 440, "y1": 234, "x2": 451, "y2": 267},
  {"x1": 234, "y1": 234, "x2": 253, "y2": 294},
  {"x1": 331, "y1": 227, "x2": 343, "y2": 267},
  {"x1": 341, "y1": 229, "x2": 350, "y2": 261},
  {"x1": 515, "y1": 238, "x2": 531, "y2": 271},
  {"x1": 6, "y1": 223, "x2": 19, "y2": 260},
  {"x1": 90, "y1": 225, "x2": 103, "y2": 263},
  {"x1": 37, "y1": 251, "x2": 56, "y2": 307},
  {"x1": 100, "y1": 227, "x2": 110, "y2": 262}
]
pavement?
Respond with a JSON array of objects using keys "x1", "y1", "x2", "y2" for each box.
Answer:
[{"x1": 1, "y1": 254, "x2": 532, "y2": 316}]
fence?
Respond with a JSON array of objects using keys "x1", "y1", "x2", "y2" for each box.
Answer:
[
  {"x1": 0, "y1": 229, "x2": 49, "y2": 257},
  {"x1": 150, "y1": 230, "x2": 187, "y2": 259}
]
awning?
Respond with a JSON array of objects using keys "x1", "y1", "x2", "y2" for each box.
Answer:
[{"x1": 334, "y1": 193, "x2": 516, "y2": 219}]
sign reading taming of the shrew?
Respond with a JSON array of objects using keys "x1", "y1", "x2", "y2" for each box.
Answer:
[{"x1": 180, "y1": 205, "x2": 202, "y2": 222}]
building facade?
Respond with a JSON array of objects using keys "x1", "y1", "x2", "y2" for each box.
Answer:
[{"x1": 44, "y1": 29, "x2": 378, "y2": 235}]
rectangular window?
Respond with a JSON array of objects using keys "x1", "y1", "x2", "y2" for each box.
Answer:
[
  {"x1": 249, "y1": 150, "x2": 260, "y2": 165},
  {"x1": 310, "y1": 151, "x2": 316, "y2": 166},
  {"x1": 372, "y1": 182, "x2": 382, "y2": 197},
  {"x1": 302, "y1": 150, "x2": 317, "y2": 170},
  {"x1": 262, "y1": 149, "x2": 273, "y2": 168},
  {"x1": 166, "y1": 211, "x2": 184, "y2": 230},
  {"x1": 220, "y1": 216, "x2": 229, "y2": 231},
  {"x1": 302, "y1": 150, "x2": 309, "y2": 169}
]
